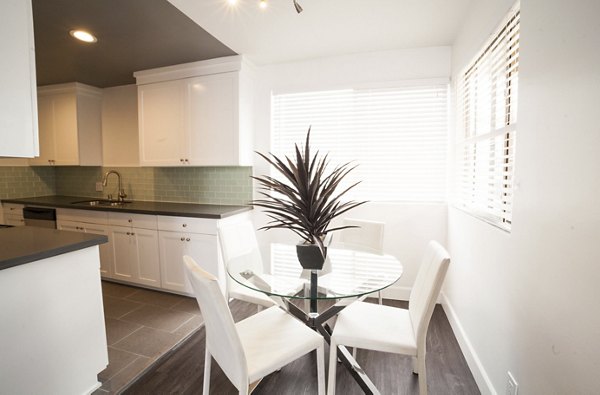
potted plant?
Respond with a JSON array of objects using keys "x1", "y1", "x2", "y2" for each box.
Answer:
[{"x1": 252, "y1": 127, "x2": 366, "y2": 270}]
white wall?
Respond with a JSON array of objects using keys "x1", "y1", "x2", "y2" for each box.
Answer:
[
  {"x1": 252, "y1": 47, "x2": 450, "y2": 295},
  {"x1": 445, "y1": 1, "x2": 600, "y2": 394}
]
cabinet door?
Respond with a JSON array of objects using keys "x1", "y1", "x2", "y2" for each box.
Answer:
[
  {"x1": 138, "y1": 80, "x2": 185, "y2": 166},
  {"x1": 29, "y1": 95, "x2": 55, "y2": 165},
  {"x1": 0, "y1": 0, "x2": 38, "y2": 158},
  {"x1": 83, "y1": 223, "x2": 113, "y2": 278},
  {"x1": 159, "y1": 231, "x2": 219, "y2": 295},
  {"x1": 133, "y1": 228, "x2": 161, "y2": 287},
  {"x1": 187, "y1": 73, "x2": 237, "y2": 166},
  {"x1": 52, "y1": 93, "x2": 79, "y2": 165},
  {"x1": 110, "y1": 226, "x2": 136, "y2": 282},
  {"x1": 30, "y1": 93, "x2": 79, "y2": 165},
  {"x1": 184, "y1": 233, "x2": 222, "y2": 294},
  {"x1": 158, "y1": 231, "x2": 190, "y2": 294}
]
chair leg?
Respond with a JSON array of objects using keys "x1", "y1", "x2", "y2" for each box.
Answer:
[
  {"x1": 327, "y1": 340, "x2": 338, "y2": 395},
  {"x1": 257, "y1": 304, "x2": 263, "y2": 313},
  {"x1": 412, "y1": 356, "x2": 419, "y2": 374},
  {"x1": 378, "y1": 290, "x2": 383, "y2": 304},
  {"x1": 352, "y1": 347, "x2": 357, "y2": 359},
  {"x1": 317, "y1": 344, "x2": 325, "y2": 395},
  {"x1": 418, "y1": 356, "x2": 427, "y2": 395},
  {"x1": 203, "y1": 348, "x2": 212, "y2": 395}
]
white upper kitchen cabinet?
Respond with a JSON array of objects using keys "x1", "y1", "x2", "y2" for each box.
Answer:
[
  {"x1": 30, "y1": 83, "x2": 103, "y2": 166},
  {"x1": 0, "y1": 0, "x2": 39, "y2": 158},
  {"x1": 135, "y1": 55, "x2": 254, "y2": 167}
]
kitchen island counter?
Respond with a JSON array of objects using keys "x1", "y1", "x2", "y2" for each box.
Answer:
[
  {"x1": 2, "y1": 195, "x2": 252, "y2": 219},
  {"x1": 0, "y1": 226, "x2": 107, "y2": 270}
]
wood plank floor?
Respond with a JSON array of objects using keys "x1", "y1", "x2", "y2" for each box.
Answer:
[{"x1": 124, "y1": 299, "x2": 479, "y2": 394}]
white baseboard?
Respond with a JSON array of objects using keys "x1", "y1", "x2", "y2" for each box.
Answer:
[{"x1": 440, "y1": 292, "x2": 496, "y2": 395}]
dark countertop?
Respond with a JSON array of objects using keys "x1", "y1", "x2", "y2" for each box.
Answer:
[
  {"x1": 2, "y1": 195, "x2": 252, "y2": 219},
  {"x1": 0, "y1": 226, "x2": 108, "y2": 271}
]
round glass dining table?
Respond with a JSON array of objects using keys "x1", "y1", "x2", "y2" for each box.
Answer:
[
  {"x1": 227, "y1": 242, "x2": 403, "y2": 394},
  {"x1": 227, "y1": 242, "x2": 403, "y2": 302}
]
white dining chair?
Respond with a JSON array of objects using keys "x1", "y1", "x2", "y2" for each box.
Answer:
[
  {"x1": 338, "y1": 218, "x2": 385, "y2": 304},
  {"x1": 184, "y1": 256, "x2": 326, "y2": 395},
  {"x1": 218, "y1": 219, "x2": 276, "y2": 311},
  {"x1": 327, "y1": 241, "x2": 450, "y2": 395}
]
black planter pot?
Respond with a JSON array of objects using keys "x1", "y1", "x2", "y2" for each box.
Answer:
[{"x1": 296, "y1": 244, "x2": 327, "y2": 270}]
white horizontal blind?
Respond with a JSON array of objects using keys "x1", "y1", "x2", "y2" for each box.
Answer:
[
  {"x1": 271, "y1": 83, "x2": 448, "y2": 202},
  {"x1": 455, "y1": 7, "x2": 520, "y2": 231}
]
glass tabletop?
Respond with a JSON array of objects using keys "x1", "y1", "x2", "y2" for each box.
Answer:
[{"x1": 227, "y1": 243, "x2": 403, "y2": 300}]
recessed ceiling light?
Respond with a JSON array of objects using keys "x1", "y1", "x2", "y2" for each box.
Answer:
[
  {"x1": 259, "y1": 0, "x2": 267, "y2": 9},
  {"x1": 69, "y1": 30, "x2": 97, "y2": 43},
  {"x1": 227, "y1": 0, "x2": 237, "y2": 4}
]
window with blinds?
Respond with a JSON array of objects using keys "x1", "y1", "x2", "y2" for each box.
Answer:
[
  {"x1": 271, "y1": 82, "x2": 449, "y2": 202},
  {"x1": 455, "y1": 6, "x2": 520, "y2": 231}
]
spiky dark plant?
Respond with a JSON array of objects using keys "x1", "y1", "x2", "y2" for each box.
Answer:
[{"x1": 251, "y1": 127, "x2": 367, "y2": 253}]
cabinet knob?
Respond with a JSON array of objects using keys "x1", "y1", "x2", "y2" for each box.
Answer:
[
  {"x1": 185, "y1": 159, "x2": 189, "y2": 163},
  {"x1": 131, "y1": 232, "x2": 135, "y2": 236},
  {"x1": 128, "y1": 219, "x2": 132, "y2": 223},
  {"x1": 186, "y1": 238, "x2": 190, "y2": 242},
  {"x1": 180, "y1": 158, "x2": 184, "y2": 163},
  {"x1": 181, "y1": 237, "x2": 185, "y2": 241},
  {"x1": 182, "y1": 223, "x2": 187, "y2": 228},
  {"x1": 127, "y1": 232, "x2": 130, "y2": 235}
]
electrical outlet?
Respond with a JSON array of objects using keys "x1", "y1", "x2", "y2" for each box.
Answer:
[
  {"x1": 95, "y1": 182, "x2": 104, "y2": 192},
  {"x1": 507, "y1": 371, "x2": 518, "y2": 395}
]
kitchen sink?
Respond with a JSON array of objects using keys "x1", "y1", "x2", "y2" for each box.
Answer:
[{"x1": 71, "y1": 199, "x2": 132, "y2": 207}]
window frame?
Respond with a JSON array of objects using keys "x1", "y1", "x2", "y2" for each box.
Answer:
[{"x1": 454, "y1": 3, "x2": 520, "y2": 231}]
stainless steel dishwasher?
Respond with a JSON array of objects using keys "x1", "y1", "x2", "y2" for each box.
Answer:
[{"x1": 23, "y1": 207, "x2": 57, "y2": 229}]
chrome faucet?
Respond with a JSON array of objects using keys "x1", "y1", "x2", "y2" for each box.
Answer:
[{"x1": 102, "y1": 170, "x2": 127, "y2": 202}]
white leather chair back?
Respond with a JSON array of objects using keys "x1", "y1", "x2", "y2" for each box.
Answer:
[
  {"x1": 338, "y1": 218, "x2": 385, "y2": 254},
  {"x1": 218, "y1": 219, "x2": 264, "y2": 276},
  {"x1": 183, "y1": 256, "x2": 248, "y2": 388},
  {"x1": 408, "y1": 241, "x2": 450, "y2": 348}
]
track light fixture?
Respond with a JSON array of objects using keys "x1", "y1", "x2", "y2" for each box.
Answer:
[
  {"x1": 228, "y1": 0, "x2": 303, "y2": 14},
  {"x1": 293, "y1": 0, "x2": 303, "y2": 13}
]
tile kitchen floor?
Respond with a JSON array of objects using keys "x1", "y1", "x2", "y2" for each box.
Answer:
[{"x1": 93, "y1": 281, "x2": 203, "y2": 394}]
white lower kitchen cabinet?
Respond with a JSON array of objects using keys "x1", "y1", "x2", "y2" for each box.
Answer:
[
  {"x1": 158, "y1": 231, "x2": 218, "y2": 296},
  {"x1": 110, "y1": 225, "x2": 161, "y2": 288},
  {"x1": 57, "y1": 219, "x2": 112, "y2": 277}
]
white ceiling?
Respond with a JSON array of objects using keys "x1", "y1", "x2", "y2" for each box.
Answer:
[{"x1": 168, "y1": 0, "x2": 473, "y2": 65}]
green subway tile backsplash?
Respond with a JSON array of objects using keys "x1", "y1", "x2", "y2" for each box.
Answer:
[
  {"x1": 55, "y1": 166, "x2": 253, "y2": 205},
  {"x1": 0, "y1": 166, "x2": 252, "y2": 205},
  {"x1": 0, "y1": 166, "x2": 56, "y2": 199}
]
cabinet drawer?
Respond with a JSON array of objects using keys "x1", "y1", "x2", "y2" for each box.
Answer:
[
  {"x1": 157, "y1": 215, "x2": 217, "y2": 235},
  {"x1": 56, "y1": 208, "x2": 108, "y2": 225},
  {"x1": 108, "y1": 212, "x2": 157, "y2": 229},
  {"x1": 3, "y1": 203, "x2": 24, "y2": 213}
]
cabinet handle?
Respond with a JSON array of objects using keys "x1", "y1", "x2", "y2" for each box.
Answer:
[{"x1": 186, "y1": 238, "x2": 190, "y2": 242}]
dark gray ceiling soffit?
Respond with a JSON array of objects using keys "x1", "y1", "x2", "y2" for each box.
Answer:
[{"x1": 33, "y1": 0, "x2": 237, "y2": 88}]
